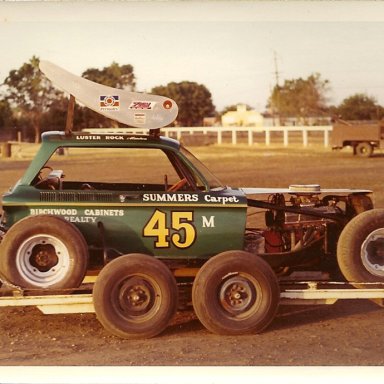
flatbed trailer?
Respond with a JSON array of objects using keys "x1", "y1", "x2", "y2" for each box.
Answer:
[{"x1": 1, "y1": 280, "x2": 383, "y2": 317}]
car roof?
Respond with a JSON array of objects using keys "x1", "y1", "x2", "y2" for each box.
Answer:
[{"x1": 41, "y1": 130, "x2": 180, "y2": 150}]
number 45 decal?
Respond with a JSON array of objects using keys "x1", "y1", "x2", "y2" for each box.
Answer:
[{"x1": 143, "y1": 209, "x2": 197, "y2": 249}]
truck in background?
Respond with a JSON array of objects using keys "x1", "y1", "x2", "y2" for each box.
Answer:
[{"x1": 331, "y1": 120, "x2": 384, "y2": 157}]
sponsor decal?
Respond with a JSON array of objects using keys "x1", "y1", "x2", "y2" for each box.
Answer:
[
  {"x1": 163, "y1": 100, "x2": 173, "y2": 110},
  {"x1": 129, "y1": 101, "x2": 155, "y2": 110},
  {"x1": 204, "y1": 195, "x2": 240, "y2": 204},
  {"x1": 143, "y1": 193, "x2": 199, "y2": 203},
  {"x1": 75, "y1": 135, "x2": 101, "y2": 140},
  {"x1": 100, "y1": 95, "x2": 120, "y2": 111},
  {"x1": 141, "y1": 193, "x2": 240, "y2": 205},
  {"x1": 74, "y1": 134, "x2": 147, "y2": 142},
  {"x1": 134, "y1": 113, "x2": 146, "y2": 125},
  {"x1": 30, "y1": 208, "x2": 124, "y2": 223}
]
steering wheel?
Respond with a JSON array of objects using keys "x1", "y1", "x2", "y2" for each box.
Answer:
[
  {"x1": 36, "y1": 166, "x2": 53, "y2": 182},
  {"x1": 34, "y1": 168, "x2": 63, "y2": 190},
  {"x1": 167, "y1": 178, "x2": 188, "y2": 192},
  {"x1": 34, "y1": 176, "x2": 59, "y2": 190}
]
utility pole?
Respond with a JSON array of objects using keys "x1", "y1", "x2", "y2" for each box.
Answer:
[
  {"x1": 274, "y1": 51, "x2": 280, "y2": 88},
  {"x1": 272, "y1": 51, "x2": 281, "y2": 126}
]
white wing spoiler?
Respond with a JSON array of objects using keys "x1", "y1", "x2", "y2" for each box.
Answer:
[{"x1": 39, "y1": 60, "x2": 178, "y2": 129}]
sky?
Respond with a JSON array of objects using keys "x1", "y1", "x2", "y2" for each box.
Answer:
[{"x1": 1, "y1": 1, "x2": 384, "y2": 112}]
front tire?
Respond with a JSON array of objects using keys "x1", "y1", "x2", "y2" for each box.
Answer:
[
  {"x1": 192, "y1": 251, "x2": 279, "y2": 335},
  {"x1": 0, "y1": 215, "x2": 88, "y2": 291},
  {"x1": 93, "y1": 254, "x2": 178, "y2": 339},
  {"x1": 337, "y1": 209, "x2": 384, "y2": 285}
]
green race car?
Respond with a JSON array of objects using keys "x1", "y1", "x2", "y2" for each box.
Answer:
[{"x1": 0, "y1": 61, "x2": 383, "y2": 339}]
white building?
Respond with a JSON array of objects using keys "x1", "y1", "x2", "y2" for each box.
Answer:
[{"x1": 221, "y1": 104, "x2": 263, "y2": 127}]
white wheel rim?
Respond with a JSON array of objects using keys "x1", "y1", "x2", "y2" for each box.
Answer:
[
  {"x1": 16, "y1": 234, "x2": 70, "y2": 287},
  {"x1": 361, "y1": 228, "x2": 384, "y2": 277}
]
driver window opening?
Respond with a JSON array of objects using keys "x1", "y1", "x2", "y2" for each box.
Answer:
[{"x1": 33, "y1": 147, "x2": 195, "y2": 192}]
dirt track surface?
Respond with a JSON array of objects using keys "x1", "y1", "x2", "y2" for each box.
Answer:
[
  {"x1": 1, "y1": 144, "x2": 384, "y2": 369},
  {"x1": 0, "y1": 299, "x2": 383, "y2": 366}
]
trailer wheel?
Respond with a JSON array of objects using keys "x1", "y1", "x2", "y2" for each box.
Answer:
[
  {"x1": 93, "y1": 254, "x2": 178, "y2": 339},
  {"x1": 337, "y1": 209, "x2": 384, "y2": 286},
  {"x1": 355, "y1": 142, "x2": 373, "y2": 157},
  {"x1": 0, "y1": 215, "x2": 88, "y2": 292},
  {"x1": 192, "y1": 251, "x2": 279, "y2": 335}
]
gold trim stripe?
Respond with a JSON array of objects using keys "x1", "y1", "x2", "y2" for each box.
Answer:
[{"x1": 3, "y1": 202, "x2": 247, "y2": 208}]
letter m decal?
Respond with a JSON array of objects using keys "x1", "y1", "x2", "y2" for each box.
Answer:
[{"x1": 202, "y1": 216, "x2": 215, "y2": 228}]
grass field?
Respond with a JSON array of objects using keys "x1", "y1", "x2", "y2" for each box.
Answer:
[{"x1": 0, "y1": 142, "x2": 383, "y2": 206}]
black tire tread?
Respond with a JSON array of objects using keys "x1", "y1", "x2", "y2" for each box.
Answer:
[
  {"x1": 355, "y1": 142, "x2": 373, "y2": 157},
  {"x1": 192, "y1": 250, "x2": 279, "y2": 335},
  {"x1": 93, "y1": 253, "x2": 178, "y2": 339},
  {"x1": 0, "y1": 215, "x2": 88, "y2": 291},
  {"x1": 337, "y1": 209, "x2": 384, "y2": 285}
]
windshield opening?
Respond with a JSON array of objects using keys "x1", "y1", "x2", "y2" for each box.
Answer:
[{"x1": 180, "y1": 146, "x2": 224, "y2": 190}]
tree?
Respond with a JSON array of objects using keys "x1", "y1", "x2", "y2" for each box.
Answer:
[
  {"x1": 151, "y1": 81, "x2": 216, "y2": 126},
  {"x1": 82, "y1": 62, "x2": 136, "y2": 91},
  {"x1": 335, "y1": 93, "x2": 384, "y2": 120},
  {"x1": 269, "y1": 73, "x2": 330, "y2": 125},
  {"x1": 40, "y1": 96, "x2": 69, "y2": 132},
  {"x1": 3, "y1": 56, "x2": 59, "y2": 142},
  {"x1": 2, "y1": 58, "x2": 138, "y2": 140},
  {"x1": 0, "y1": 99, "x2": 14, "y2": 136}
]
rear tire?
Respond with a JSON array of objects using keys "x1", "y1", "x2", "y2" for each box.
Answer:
[
  {"x1": 0, "y1": 215, "x2": 88, "y2": 292},
  {"x1": 337, "y1": 209, "x2": 384, "y2": 286},
  {"x1": 192, "y1": 250, "x2": 279, "y2": 335},
  {"x1": 93, "y1": 254, "x2": 178, "y2": 339},
  {"x1": 355, "y1": 142, "x2": 373, "y2": 157}
]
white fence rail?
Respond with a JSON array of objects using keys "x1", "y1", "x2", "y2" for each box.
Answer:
[{"x1": 84, "y1": 126, "x2": 333, "y2": 147}]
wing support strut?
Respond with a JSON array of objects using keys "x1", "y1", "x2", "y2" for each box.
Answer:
[{"x1": 65, "y1": 94, "x2": 75, "y2": 134}]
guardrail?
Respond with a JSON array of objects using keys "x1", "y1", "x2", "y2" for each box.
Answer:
[{"x1": 84, "y1": 125, "x2": 333, "y2": 147}]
